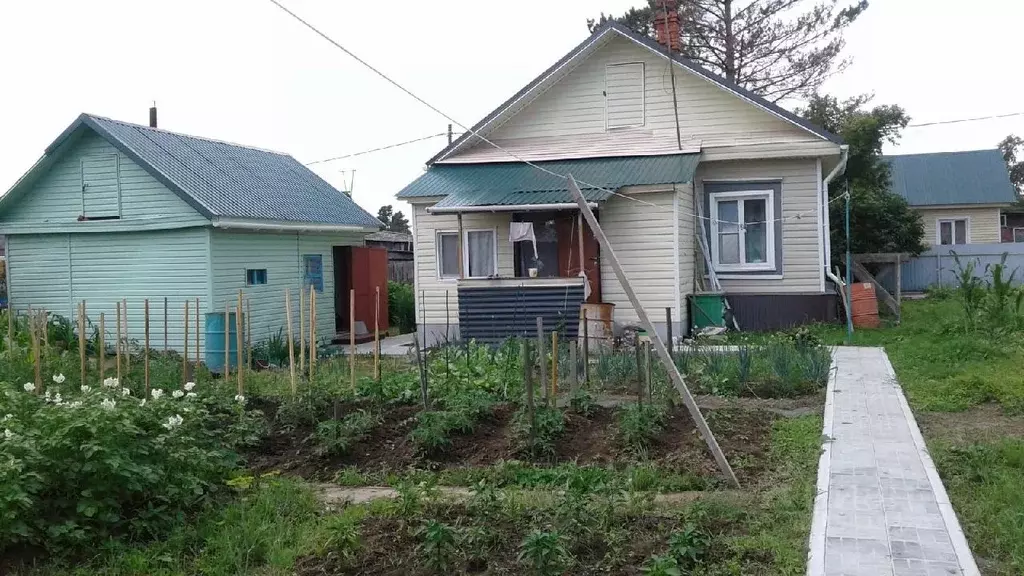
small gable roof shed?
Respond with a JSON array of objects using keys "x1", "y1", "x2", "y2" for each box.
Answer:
[{"x1": 885, "y1": 149, "x2": 1017, "y2": 207}]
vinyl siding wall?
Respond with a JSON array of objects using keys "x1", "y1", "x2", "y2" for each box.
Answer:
[
  {"x1": 412, "y1": 204, "x2": 514, "y2": 331},
  {"x1": 917, "y1": 206, "x2": 1002, "y2": 246},
  {"x1": 483, "y1": 35, "x2": 822, "y2": 153},
  {"x1": 209, "y1": 230, "x2": 365, "y2": 348},
  {"x1": 1, "y1": 131, "x2": 209, "y2": 234},
  {"x1": 695, "y1": 159, "x2": 823, "y2": 293},
  {"x1": 6, "y1": 229, "x2": 210, "y2": 355}
]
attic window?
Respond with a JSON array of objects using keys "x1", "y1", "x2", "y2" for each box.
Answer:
[{"x1": 605, "y1": 62, "x2": 645, "y2": 129}]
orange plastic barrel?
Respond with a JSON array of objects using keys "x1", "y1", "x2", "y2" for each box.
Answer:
[{"x1": 850, "y1": 283, "x2": 880, "y2": 328}]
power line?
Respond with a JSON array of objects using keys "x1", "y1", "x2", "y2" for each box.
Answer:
[
  {"x1": 305, "y1": 133, "x2": 448, "y2": 165},
  {"x1": 906, "y1": 111, "x2": 1024, "y2": 128}
]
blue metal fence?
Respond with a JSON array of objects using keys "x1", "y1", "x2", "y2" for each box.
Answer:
[{"x1": 883, "y1": 243, "x2": 1024, "y2": 293}]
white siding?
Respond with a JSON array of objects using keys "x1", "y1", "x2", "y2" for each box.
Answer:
[
  {"x1": 605, "y1": 62, "x2": 645, "y2": 129},
  {"x1": 599, "y1": 190, "x2": 677, "y2": 324},
  {"x1": 412, "y1": 205, "x2": 514, "y2": 327},
  {"x1": 696, "y1": 159, "x2": 822, "y2": 293},
  {"x1": 917, "y1": 206, "x2": 1002, "y2": 246},
  {"x1": 6, "y1": 234, "x2": 71, "y2": 316},
  {"x1": 678, "y1": 185, "x2": 694, "y2": 328},
  {"x1": 475, "y1": 35, "x2": 823, "y2": 154}
]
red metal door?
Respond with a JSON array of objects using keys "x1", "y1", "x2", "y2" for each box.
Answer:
[{"x1": 351, "y1": 246, "x2": 389, "y2": 334}]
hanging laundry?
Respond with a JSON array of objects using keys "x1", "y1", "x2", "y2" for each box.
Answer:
[{"x1": 508, "y1": 221, "x2": 538, "y2": 258}]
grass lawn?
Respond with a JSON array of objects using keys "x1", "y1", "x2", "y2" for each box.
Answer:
[{"x1": 734, "y1": 297, "x2": 1024, "y2": 575}]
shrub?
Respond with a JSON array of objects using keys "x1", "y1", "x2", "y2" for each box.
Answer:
[
  {"x1": 640, "y1": 554, "x2": 682, "y2": 576},
  {"x1": 414, "y1": 520, "x2": 458, "y2": 573},
  {"x1": 569, "y1": 388, "x2": 597, "y2": 417},
  {"x1": 512, "y1": 405, "x2": 565, "y2": 459},
  {"x1": 668, "y1": 522, "x2": 711, "y2": 566},
  {"x1": 313, "y1": 409, "x2": 380, "y2": 456},
  {"x1": 389, "y1": 281, "x2": 416, "y2": 334},
  {"x1": 618, "y1": 403, "x2": 666, "y2": 451},
  {"x1": 0, "y1": 379, "x2": 262, "y2": 554},
  {"x1": 518, "y1": 529, "x2": 571, "y2": 576}
]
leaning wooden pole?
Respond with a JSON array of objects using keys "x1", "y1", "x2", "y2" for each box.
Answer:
[
  {"x1": 567, "y1": 175, "x2": 739, "y2": 487},
  {"x1": 285, "y1": 289, "x2": 296, "y2": 395}
]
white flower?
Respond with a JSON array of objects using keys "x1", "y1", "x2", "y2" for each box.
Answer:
[
  {"x1": 185, "y1": 392, "x2": 197, "y2": 399},
  {"x1": 3, "y1": 429, "x2": 12, "y2": 439},
  {"x1": 234, "y1": 395, "x2": 246, "y2": 404},
  {"x1": 172, "y1": 390, "x2": 184, "y2": 399},
  {"x1": 52, "y1": 373, "x2": 66, "y2": 384},
  {"x1": 100, "y1": 398, "x2": 116, "y2": 410},
  {"x1": 23, "y1": 383, "x2": 35, "y2": 393},
  {"x1": 121, "y1": 387, "x2": 131, "y2": 397},
  {"x1": 162, "y1": 414, "x2": 184, "y2": 430},
  {"x1": 53, "y1": 393, "x2": 63, "y2": 405},
  {"x1": 151, "y1": 389, "x2": 164, "y2": 400},
  {"x1": 44, "y1": 390, "x2": 52, "y2": 401},
  {"x1": 139, "y1": 399, "x2": 147, "y2": 407},
  {"x1": 184, "y1": 382, "x2": 196, "y2": 392},
  {"x1": 102, "y1": 377, "x2": 120, "y2": 388},
  {"x1": 80, "y1": 385, "x2": 90, "y2": 393},
  {"x1": 1, "y1": 414, "x2": 11, "y2": 422},
  {"x1": 68, "y1": 401, "x2": 82, "y2": 408}
]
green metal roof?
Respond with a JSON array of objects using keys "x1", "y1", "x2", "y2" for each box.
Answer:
[
  {"x1": 396, "y1": 154, "x2": 700, "y2": 206},
  {"x1": 885, "y1": 150, "x2": 1017, "y2": 206}
]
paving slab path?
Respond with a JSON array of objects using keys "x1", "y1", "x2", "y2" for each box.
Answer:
[{"x1": 809, "y1": 347, "x2": 979, "y2": 576}]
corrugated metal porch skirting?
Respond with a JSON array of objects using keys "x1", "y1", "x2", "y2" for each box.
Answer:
[
  {"x1": 457, "y1": 285, "x2": 585, "y2": 343},
  {"x1": 724, "y1": 293, "x2": 838, "y2": 331}
]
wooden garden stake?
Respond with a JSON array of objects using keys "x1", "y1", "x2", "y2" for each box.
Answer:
[
  {"x1": 116, "y1": 301, "x2": 122, "y2": 382},
  {"x1": 666, "y1": 307, "x2": 674, "y2": 356},
  {"x1": 78, "y1": 301, "x2": 86, "y2": 387},
  {"x1": 285, "y1": 289, "x2": 296, "y2": 395},
  {"x1": 536, "y1": 317, "x2": 547, "y2": 404},
  {"x1": 568, "y1": 175, "x2": 740, "y2": 488},
  {"x1": 99, "y1": 312, "x2": 105, "y2": 381},
  {"x1": 246, "y1": 298, "x2": 252, "y2": 371},
  {"x1": 164, "y1": 297, "x2": 169, "y2": 354},
  {"x1": 635, "y1": 336, "x2": 643, "y2": 395},
  {"x1": 183, "y1": 300, "x2": 190, "y2": 385},
  {"x1": 144, "y1": 299, "x2": 150, "y2": 394},
  {"x1": 194, "y1": 297, "x2": 200, "y2": 365},
  {"x1": 551, "y1": 330, "x2": 559, "y2": 401},
  {"x1": 236, "y1": 291, "x2": 244, "y2": 395},
  {"x1": 6, "y1": 303, "x2": 12, "y2": 347},
  {"x1": 644, "y1": 342, "x2": 653, "y2": 404},
  {"x1": 32, "y1": 314, "x2": 41, "y2": 391},
  {"x1": 311, "y1": 287, "x2": 317, "y2": 380},
  {"x1": 569, "y1": 343, "x2": 578, "y2": 396},
  {"x1": 522, "y1": 340, "x2": 536, "y2": 450},
  {"x1": 374, "y1": 285, "x2": 380, "y2": 382},
  {"x1": 42, "y1": 309, "x2": 47, "y2": 348},
  {"x1": 349, "y1": 288, "x2": 355, "y2": 391},
  {"x1": 413, "y1": 331, "x2": 429, "y2": 410},
  {"x1": 298, "y1": 288, "x2": 305, "y2": 374},
  {"x1": 224, "y1": 303, "x2": 230, "y2": 379},
  {"x1": 582, "y1": 308, "x2": 590, "y2": 384},
  {"x1": 122, "y1": 298, "x2": 129, "y2": 372}
]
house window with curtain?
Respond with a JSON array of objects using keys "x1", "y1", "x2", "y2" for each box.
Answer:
[
  {"x1": 709, "y1": 190, "x2": 775, "y2": 271},
  {"x1": 937, "y1": 218, "x2": 968, "y2": 245},
  {"x1": 465, "y1": 229, "x2": 497, "y2": 277},
  {"x1": 436, "y1": 232, "x2": 460, "y2": 278}
]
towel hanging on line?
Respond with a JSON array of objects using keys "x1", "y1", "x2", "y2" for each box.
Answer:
[{"x1": 508, "y1": 222, "x2": 538, "y2": 259}]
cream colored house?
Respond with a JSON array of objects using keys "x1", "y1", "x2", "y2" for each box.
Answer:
[
  {"x1": 885, "y1": 150, "x2": 1017, "y2": 246},
  {"x1": 397, "y1": 22, "x2": 848, "y2": 345}
]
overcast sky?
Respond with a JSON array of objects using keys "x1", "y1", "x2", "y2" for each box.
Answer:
[{"x1": 2, "y1": 0, "x2": 1022, "y2": 218}]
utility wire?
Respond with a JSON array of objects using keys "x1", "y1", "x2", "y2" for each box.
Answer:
[
  {"x1": 305, "y1": 133, "x2": 448, "y2": 165},
  {"x1": 906, "y1": 111, "x2": 1024, "y2": 128}
]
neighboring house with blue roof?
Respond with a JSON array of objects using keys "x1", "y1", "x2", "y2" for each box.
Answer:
[
  {"x1": 0, "y1": 113, "x2": 381, "y2": 360},
  {"x1": 886, "y1": 150, "x2": 1017, "y2": 246},
  {"x1": 397, "y1": 21, "x2": 848, "y2": 342}
]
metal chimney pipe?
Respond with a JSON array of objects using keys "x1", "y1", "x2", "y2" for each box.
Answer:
[{"x1": 149, "y1": 103, "x2": 158, "y2": 128}]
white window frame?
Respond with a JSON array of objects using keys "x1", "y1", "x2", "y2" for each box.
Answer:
[
  {"x1": 604, "y1": 62, "x2": 646, "y2": 130},
  {"x1": 1001, "y1": 213, "x2": 1008, "y2": 227},
  {"x1": 709, "y1": 189, "x2": 776, "y2": 272},
  {"x1": 935, "y1": 217, "x2": 970, "y2": 246},
  {"x1": 1013, "y1": 227, "x2": 1024, "y2": 243},
  {"x1": 435, "y1": 230, "x2": 460, "y2": 279},
  {"x1": 462, "y1": 228, "x2": 498, "y2": 278}
]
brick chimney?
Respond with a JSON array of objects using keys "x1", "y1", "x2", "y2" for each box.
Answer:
[
  {"x1": 652, "y1": 0, "x2": 680, "y2": 52},
  {"x1": 149, "y1": 103, "x2": 158, "y2": 128}
]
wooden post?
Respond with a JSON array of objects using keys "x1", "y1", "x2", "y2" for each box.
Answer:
[
  {"x1": 42, "y1": 309, "x2": 47, "y2": 348},
  {"x1": 32, "y1": 314, "x2": 41, "y2": 392},
  {"x1": 6, "y1": 302, "x2": 12, "y2": 347},
  {"x1": 224, "y1": 303, "x2": 230, "y2": 379},
  {"x1": 285, "y1": 289, "x2": 296, "y2": 395},
  {"x1": 414, "y1": 331, "x2": 429, "y2": 409},
  {"x1": 310, "y1": 286, "x2": 317, "y2": 381},
  {"x1": 183, "y1": 300, "x2": 190, "y2": 385},
  {"x1": 895, "y1": 254, "x2": 903, "y2": 325},
  {"x1": 122, "y1": 298, "x2": 129, "y2": 373},
  {"x1": 236, "y1": 291, "x2": 244, "y2": 395},
  {"x1": 522, "y1": 340, "x2": 536, "y2": 450},
  {"x1": 194, "y1": 297, "x2": 200, "y2": 366},
  {"x1": 569, "y1": 343, "x2": 578, "y2": 395},
  {"x1": 374, "y1": 285, "x2": 380, "y2": 382},
  {"x1": 99, "y1": 312, "x2": 106, "y2": 381},
  {"x1": 581, "y1": 308, "x2": 590, "y2": 384},
  {"x1": 644, "y1": 341, "x2": 653, "y2": 402},
  {"x1": 77, "y1": 301, "x2": 86, "y2": 387},
  {"x1": 577, "y1": 211, "x2": 585, "y2": 275},
  {"x1": 457, "y1": 213, "x2": 465, "y2": 279},
  {"x1": 164, "y1": 297, "x2": 169, "y2": 354},
  {"x1": 246, "y1": 298, "x2": 252, "y2": 371},
  {"x1": 349, "y1": 288, "x2": 356, "y2": 391},
  {"x1": 116, "y1": 301, "x2": 122, "y2": 382},
  {"x1": 144, "y1": 299, "x2": 150, "y2": 395},
  {"x1": 298, "y1": 288, "x2": 305, "y2": 375},
  {"x1": 536, "y1": 317, "x2": 547, "y2": 405},
  {"x1": 666, "y1": 307, "x2": 673, "y2": 356},
  {"x1": 551, "y1": 330, "x2": 559, "y2": 402},
  {"x1": 634, "y1": 335, "x2": 643, "y2": 397},
  {"x1": 567, "y1": 175, "x2": 739, "y2": 487}
]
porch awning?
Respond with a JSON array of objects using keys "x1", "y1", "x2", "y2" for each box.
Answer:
[{"x1": 396, "y1": 153, "x2": 701, "y2": 210}]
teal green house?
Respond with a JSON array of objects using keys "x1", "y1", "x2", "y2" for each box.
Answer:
[{"x1": 0, "y1": 113, "x2": 381, "y2": 363}]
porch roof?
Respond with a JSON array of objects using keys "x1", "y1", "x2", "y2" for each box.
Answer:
[{"x1": 396, "y1": 153, "x2": 700, "y2": 205}]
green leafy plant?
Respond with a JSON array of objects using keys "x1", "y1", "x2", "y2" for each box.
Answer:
[
  {"x1": 668, "y1": 522, "x2": 711, "y2": 566},
  {"x1": 518, "y1": 529, "x2": 571, "y2": 576},
  {"x1": 983, "y1": 253, "x2": 1024, "y2": 329},
  {"x1": 569, "y1": 387, "x2": 596, "y2": 417},
  {"x1": 641, "y1": 554, "x2": 682, "y2": 576},
  {"x1": 950, "y1": 251, "x2": 987, "y2": 332},
  {"x1": 414, "y1": 520, "x2": 458, "y2": 573},
  {"x1": 512, "y1": 405, "x2": 565, "y2": 458},
  {"x1": 618, "y1": 403, "x2": 666, "y2": 451},
  {"x1": 313, "y1": 409, "x2": 379, "y2": 456},
  {"x1": 321, "y1": 515, "x2": 361, "y2": 560},
  {"x1": 389, "y1": 281, "x2": 416, "y2": 334},
  {"x1": 274, "y1": 386, "x2": 335, "y2": 430}
]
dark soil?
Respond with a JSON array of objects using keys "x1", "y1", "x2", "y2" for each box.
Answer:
[{"x1": 247, "y1": 400, "x2": 781, "y2": 484}]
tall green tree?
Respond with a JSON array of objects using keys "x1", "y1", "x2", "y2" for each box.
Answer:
[
  {"x1": 997, "y1": 134, "x2": 1024, "y2": 196},
  {"x1": 375, "y1": 205, "x2": 410, "y2": 233},
  {"x1": 589, "y1": 0, "x2": 868, "y2": 102},
  {"x1": 800, "y1": 94, "x2": 925, "y2": 257}
]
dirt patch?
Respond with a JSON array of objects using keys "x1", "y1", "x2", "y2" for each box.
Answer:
[{"x1": 917, "y1": 403, "x2": 1024, "y2": 445}]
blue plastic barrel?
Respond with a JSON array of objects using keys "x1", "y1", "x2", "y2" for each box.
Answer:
[{"x1": 205, "y1": 312, "x2": 241, "y2": 372}]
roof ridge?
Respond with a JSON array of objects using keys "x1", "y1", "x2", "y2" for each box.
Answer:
[
  {"x1": 83, "y1": 113, "x2": 291, "y2": 156},
  {"x1": 885, "y1": 149, "x2": 1000, "y2": 158}
]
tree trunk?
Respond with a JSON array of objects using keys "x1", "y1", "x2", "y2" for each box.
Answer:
[{"x1": 723, "y1": 0, "x2": 736, "y2": 82}]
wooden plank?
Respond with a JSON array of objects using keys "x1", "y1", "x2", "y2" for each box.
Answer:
[
  {"x1": 851, "y1": 260, "x2": 899, "y2": 316},
  {"x1": 853, "y1": 252, "x2": 913, "y2": 264},
  {"x1": 567, "y1": 175, "x2": 740, "y2": 488}
]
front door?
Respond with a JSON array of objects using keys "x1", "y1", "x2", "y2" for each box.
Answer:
[{"x1": 556, "y1": 212, "x2": 602, "y2": 303}]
